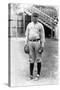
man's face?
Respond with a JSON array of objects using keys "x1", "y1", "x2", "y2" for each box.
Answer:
[{"x1": 32, "y1": 16, "x2": 38, "y2": 23}]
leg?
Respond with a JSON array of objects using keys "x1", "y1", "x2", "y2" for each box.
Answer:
[
  {"x1": 35, "y1": 41, "x2": 42, "y2": 79},
  {"x1": 30, "y1": 63, "x2": 34, "y2": 79},
  {"x1": 28, "y1": 41, "x2": 35, "y2": 79},
  {"x1": 37, "y1": 62, "x2": 41, "y2": 75},
  {"x1": 34, "y1": 61, "x2": 41, "y2": 80}
]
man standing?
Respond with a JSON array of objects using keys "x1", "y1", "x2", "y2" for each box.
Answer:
[{"x1": 25, "y1": 13, "x2": 45, "y2": 80}]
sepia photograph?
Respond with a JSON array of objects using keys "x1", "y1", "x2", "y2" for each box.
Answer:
[{"x1": 8, "y1": 3, "x2": 59, "y2": 87}]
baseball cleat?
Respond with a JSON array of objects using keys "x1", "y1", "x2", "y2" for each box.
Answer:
[
  {"x1": 34, "y1": 74, "x2": 40, "y2": 80},
  {"x1": 28, "y1": 75, "x2": 33, "y2": 80}
]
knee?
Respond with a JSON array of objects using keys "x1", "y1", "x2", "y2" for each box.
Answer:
[
  {"x1": 36, "y1": 59, "x2": 42, "y2": 63},
  {"x1": 29, "y1": 59, "x2": 34, "y2": 63}
]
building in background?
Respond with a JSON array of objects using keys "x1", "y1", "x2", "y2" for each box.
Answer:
[{"x1": 8, "y1": 4, "x2": 58, "y2": 39}]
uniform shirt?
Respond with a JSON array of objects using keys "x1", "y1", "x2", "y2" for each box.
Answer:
[{"x1": 25, "y1": 21, "x2": 45, "y2": 47}]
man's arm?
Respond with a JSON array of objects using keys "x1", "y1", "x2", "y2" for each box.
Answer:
[
  {"x1": 39, "y1": 24, "x2": 45, "y2": 48},
  {"x1": 25, "y1": 25, "x2": 29, "y2": 45}
]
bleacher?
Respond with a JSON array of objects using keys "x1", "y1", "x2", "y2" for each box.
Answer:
[{"x1": 24, "y1": 6, "x2": 58, "y2": 30}]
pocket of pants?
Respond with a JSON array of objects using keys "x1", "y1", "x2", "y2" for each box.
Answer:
[{"x1": 35, "y1": 41, "x2": 40, "y2": 51}]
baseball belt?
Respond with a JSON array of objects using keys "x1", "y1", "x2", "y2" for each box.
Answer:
[{"x1": 29, "y1": 38, "x2": 40, "y2": 42}]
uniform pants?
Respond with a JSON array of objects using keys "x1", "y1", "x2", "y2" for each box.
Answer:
[{"x1": 28, "y1": 40, "x2": 42, "y2": 63}]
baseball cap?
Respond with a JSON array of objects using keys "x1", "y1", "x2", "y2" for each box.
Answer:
[{"x1": 32, "y1": 13, "x2": 38, "y2": 17}]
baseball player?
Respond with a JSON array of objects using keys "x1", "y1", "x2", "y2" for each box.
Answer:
[{"x1": 25, "y1": 13, "x2": 45, "y2": 80}]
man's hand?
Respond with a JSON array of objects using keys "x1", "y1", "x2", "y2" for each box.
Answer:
[
  {"x1": 38, "y1": 41, "x2": 44, "y2": 54},
  {"x1": 38, "y1": 47, "x2": 43, "y2": 54}
]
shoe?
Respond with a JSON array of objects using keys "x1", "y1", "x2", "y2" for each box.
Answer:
[
  {"x1": 37, "y1": 74, "x2": 40, "y2": 78},
  {"x1": 29, "y1": 75, "x2": 33, "y2": 80},
  {"x1": 34, "y1": 74, "x2": 40, "y2": 80}
]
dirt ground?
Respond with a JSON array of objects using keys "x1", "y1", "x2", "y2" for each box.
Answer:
[{"x1": 10, "y1": 38, "x2": 59, "y2": 87}]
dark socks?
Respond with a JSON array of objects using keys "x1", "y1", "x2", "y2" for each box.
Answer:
[
  {"x1": 37, "y1": 62, "x2": 41, "y2": 75},
  {"x1": 30, "y1": 63, "x2": 34, "y2": 76}
]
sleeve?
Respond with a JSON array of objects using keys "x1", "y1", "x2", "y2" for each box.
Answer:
[
  {"x1": 25, "y1": 24, "x2": 29, "y2": 44},
  {"x1": 39, "y1": 24, "x2": 45, "y2": 47}
]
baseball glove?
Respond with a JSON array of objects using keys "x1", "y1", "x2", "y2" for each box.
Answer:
[
  {"x1": 24, "y1": 45, "x2": 29, "y2": 54},
  {"x1": 38, "y1": 47, "x2": 43, "y2": 54}
]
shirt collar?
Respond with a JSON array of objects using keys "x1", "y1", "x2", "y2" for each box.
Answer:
[{"x1": 32, "y1": 21, "x2": 38, "y2": 25}]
